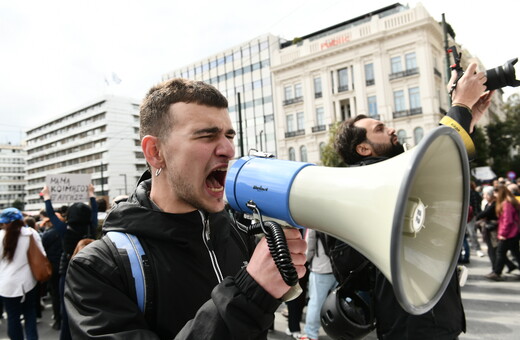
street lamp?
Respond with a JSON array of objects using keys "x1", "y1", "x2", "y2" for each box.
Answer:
[
  {"x1": 119, "y1": 174, "x2": 127, "y2": 195},
  {"x1": 259, "y1": 130, "x2": 264, "y2": 151}
]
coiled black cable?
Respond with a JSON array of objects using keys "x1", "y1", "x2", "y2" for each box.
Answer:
[{"x1": 247, "y1": 220, "x2": 299, "y2": 287}]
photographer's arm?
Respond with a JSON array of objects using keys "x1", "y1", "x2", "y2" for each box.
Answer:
[{"x1": 440, "y1": 62, "x2": 493, "y2": 159}]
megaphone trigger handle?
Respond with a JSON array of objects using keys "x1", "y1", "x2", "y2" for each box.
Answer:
[{"x1": 281, "y1": 283, "x2": 303, "y2": 302}]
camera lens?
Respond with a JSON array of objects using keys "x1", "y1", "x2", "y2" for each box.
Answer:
[{"x1": 485, "y1": 58, "x2": 520, "y2": 91}]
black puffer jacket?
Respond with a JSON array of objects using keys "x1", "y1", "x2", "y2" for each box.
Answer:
[{"x1": 64, "y1": 171, "x2": 280, "y2": 339}]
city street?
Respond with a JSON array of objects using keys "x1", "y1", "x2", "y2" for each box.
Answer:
[
  {"x1": 1, "y1": 246, "x2": 519, "y2": 339},
  {"x1": 268, "y1": 246, "x2": 520, "y2": 340}
]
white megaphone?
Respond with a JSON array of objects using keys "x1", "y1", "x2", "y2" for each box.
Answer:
[{"x1": 225, "y1": 126, "x2": 469, "y2": 315}]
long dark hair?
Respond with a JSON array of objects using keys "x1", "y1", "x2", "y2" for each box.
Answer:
[
  {"x1": 495, "y1": 186, "x2": 520, "y2": 217},
  {"x1": 2, "y1": 219, "x2": 24, "y2": 262}
]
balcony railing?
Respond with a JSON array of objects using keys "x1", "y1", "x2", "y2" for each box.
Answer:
[
  {"x1": 366, "y1": 79, "x2": 375, "y2": 86},
  {"x1": 338, "y1": 85, "x2": 349, "y2": 92},
  {"x1": 314, "y1": 92, "x2": 322, "y2": 99},
  {"x1": 311, "y1": 125, "x2": 326, "y2": 133},
  {"x1": 392, "y1": 107, "x2": 423, "y2": 119},
  {"x1": 283, "y1": 96, "x2": 304, "y2": 106},
  {"x1": 284, "y1": 129, "x2": 305, "y2": 138},
  {"x1": 389, "y1": 67, "x2": 419, "y2": 80}
]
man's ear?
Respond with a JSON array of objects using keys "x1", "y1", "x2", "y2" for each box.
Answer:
[
  {"x1": 141, "y1": 135, "x2": 164, "y2": 170},
  {"x1": 356, "y1": 142, "x2": 373, "y2": 157}
]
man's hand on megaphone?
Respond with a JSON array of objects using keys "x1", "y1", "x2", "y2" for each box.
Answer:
[
  {"x1": 450, "y1": 63, "x2": 487, "y2": 110},
  {"x1": 246, "y1": 228, "x2": 307, "y2": 299}
]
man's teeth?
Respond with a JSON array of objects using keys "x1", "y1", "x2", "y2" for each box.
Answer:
[{"x1": 208, "y1": 186, "x2": 224, "y2": 192}]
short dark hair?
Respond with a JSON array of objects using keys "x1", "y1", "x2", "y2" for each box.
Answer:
[
  {"x1": 139, "y1": 78, "x2": 228, "y2": 141},
  {"x1": 96, "y1": 198, "x2": 107, "y2": 212},
  {"x1": 334, "y1": 115, "x2": 369, "y2": 165}
]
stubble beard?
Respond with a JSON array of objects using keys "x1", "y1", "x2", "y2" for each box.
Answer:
[{"x1": 166, "y1": 168, "x2": 222, "y2": 214}]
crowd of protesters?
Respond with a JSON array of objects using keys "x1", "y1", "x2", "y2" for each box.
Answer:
[{"x1": 0, "y1": 187, "x2": 117, "y2": 340}]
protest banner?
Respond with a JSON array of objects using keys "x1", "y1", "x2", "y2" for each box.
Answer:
[{"x1": 45, "y1": 174, "x2": 91, "y2": 203}]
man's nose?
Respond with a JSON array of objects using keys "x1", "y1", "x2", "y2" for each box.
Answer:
[
  {"x1": 388, "y1": 127, "x2": 396, "y2": 135},
  {"x1": 217, "y1": 137, "x2": 236, "y2": 158}
]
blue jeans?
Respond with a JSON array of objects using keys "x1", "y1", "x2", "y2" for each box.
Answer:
[
  {"x1": 304, "y1": 272, "x2": 337, "y2": 339},
  {"x1": 2, "y1": 285, "x2": 39, "y2": 340}
]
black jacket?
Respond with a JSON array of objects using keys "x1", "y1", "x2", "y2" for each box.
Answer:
[
  {"x1": 64, "y1": 172, "x2": 280, "y2": 339},
  {"x1": 41, "y1": 227, "x2": 63, "y2": 267}
]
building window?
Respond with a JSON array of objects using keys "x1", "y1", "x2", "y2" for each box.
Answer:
[
  {"x1": 365, "y1": 63, "x2": 375, "y2": 86},
  {"x1": 391, "y1": 56, "x2": 402, "y2": 73},
  {"x1": 405, "y1": 52, "x2": 417, "y2": 70},
  {"x1": 338, "y1": 68, "x2": 348, "y2": 92},
  {"x1": 319, "y1": 142, "x2": 326, "y2": 160},
  {"x1": 314, "y1": 77, "x2": 322, "y2": 98},
  {"x1": 409, "y1": 87, "x2": 420, "y2": 107},
  {"x1": 367, "y1": 96, "x2": 378, "y2": 116},
  {"x1": 414, "y1": 127, "x2": 424, "y2": 145},
  {"x1": 284, "y1": 85, "x2": 293, "y2": 100},
  {"x1": 409, "y1": 87, "x2": 421, "y2": 114},
  {"x1": 296, "y1": 112, "x2": 305, "y2": 131},
  {"x1": 283, "y1": 83, "x2": 303, "y2": 105},
  {"x1": 286, "y1": 114, "x2": 294, "y2": 132},
  {"x1": 393, "y1": 90, "x2": 405, "y2": 112},
  {"x1": 316, "y1": 107, "x2": 324, "y2": 126},
  {"x1": 288, "y1": 147, "x2": 296, "y2": 161},
  {"x1": 397, "y1": 129, "x2": 407, "y2": 144},
  {"x1": 300, "y1": 145, "x2": 308, "y2": 162},
  {"x1": 294, "y1": 83, "x2": 303, "y2": 98}
]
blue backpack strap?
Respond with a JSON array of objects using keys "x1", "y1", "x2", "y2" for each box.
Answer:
[{"x1": 106, "y1": 231, "x2": 146, "y2": 314}]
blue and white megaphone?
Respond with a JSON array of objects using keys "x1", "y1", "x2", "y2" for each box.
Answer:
[{"x1": 225, "y1": 126, "x2": 470, "y2": 315}]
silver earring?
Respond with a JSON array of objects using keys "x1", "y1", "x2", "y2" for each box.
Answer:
[{"x1": 155, "y1": 168, "x2": 162, "y2": 177}]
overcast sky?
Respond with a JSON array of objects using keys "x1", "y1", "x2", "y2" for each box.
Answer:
[{"x1": 1, "y1": 0, "x2": 519, "y2": 144}]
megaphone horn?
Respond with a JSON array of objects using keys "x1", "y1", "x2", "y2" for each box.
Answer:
[{"x1": 225, "y1": 125, "x2": 469, "y2": 315}]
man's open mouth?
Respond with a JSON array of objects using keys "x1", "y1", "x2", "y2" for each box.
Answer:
[{"x1": 206, "y1": 168, "x2": 227, "y2": 192}]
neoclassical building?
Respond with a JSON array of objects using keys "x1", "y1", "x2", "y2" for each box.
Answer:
[{"x1": 270, "y1": 3, "x2": 504, "y2": 164}]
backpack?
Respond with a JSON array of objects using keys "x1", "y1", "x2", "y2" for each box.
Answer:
[
  {"x1": 105, "y1": 214, "x2": 254, "y2": 326},
  {"x1": 106, "y1": 232, "x2": 154, "y2": 324}
]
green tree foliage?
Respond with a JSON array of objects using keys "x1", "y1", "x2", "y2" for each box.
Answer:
[
  {"x1": 485, "y1": 93, "x2": 520, "y2": 177},
  {"x1": 503, "y1": 93, "x2": 520, "y2": 148},
  {"x1": 320, "y1": 122, "x2": 347, "y2": 167},
  {"x1": 12, "y1": 199, "x2": 25, "y2": 211},
  {"x1": 471, "y1": 126, "x2": 489, "y2": 167}
]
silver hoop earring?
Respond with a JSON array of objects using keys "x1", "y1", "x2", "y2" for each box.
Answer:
[{"x1": 155, "y1": 168, "x2": 162, "y2": 177}]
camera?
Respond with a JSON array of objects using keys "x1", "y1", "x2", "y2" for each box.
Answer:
[
  {"x1": 485, "y1": 58, "x2": 520, "y2": 91},
  {"x1": 448, "y1": 45, "x2": 520, "y2": 91}
]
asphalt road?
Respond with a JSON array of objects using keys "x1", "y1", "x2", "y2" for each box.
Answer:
[{"x1": 1, "y1": 243, "x2": 519, "y2": 340}]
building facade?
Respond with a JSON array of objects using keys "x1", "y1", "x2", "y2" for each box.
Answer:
[
  {"x1": 24, "y1": 95, "x2": 146, "y2": 211},
  {"x1": 162, "y1": 34, "x2": 280, "y2": 157},
  {"x1": 0, "y1": 144, "x2": 26, "y2": 210},
  {"x1": 270, "y1": 3, "x2": 504, "y2": 164}
]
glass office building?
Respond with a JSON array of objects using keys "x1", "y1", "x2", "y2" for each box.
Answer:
[{"x1": 162, "y1": 34, "x2": 279, "y2": 157}]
